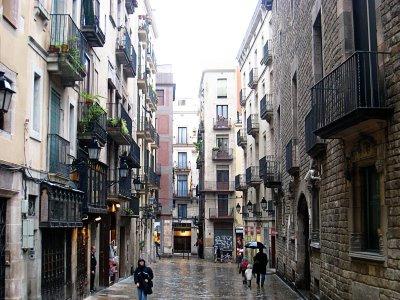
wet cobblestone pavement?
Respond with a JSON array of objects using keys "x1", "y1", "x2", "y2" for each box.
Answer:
[{"x1": 87, "y1": 258, "x2": 301, "y2": 299}]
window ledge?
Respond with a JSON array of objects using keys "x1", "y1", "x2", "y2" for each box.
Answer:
[
  {"x1": 310, "y1": 241, "x2": 321, "y2": 250},
  {"x1": 349, "y1": 251, "x2": 385, "y2": 262}
]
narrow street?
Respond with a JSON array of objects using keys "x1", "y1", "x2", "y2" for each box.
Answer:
[{"x1": 87, "y1": 258, "x2": 301, "y2": 299}]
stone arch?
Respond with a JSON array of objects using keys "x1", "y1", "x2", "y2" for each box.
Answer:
[{"x1": 296, "y1": 193, "x2": 310, "y2": 291}]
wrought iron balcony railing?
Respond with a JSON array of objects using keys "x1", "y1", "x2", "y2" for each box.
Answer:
[
  {"x1": 48, "y1": 14, "x2": 88, "y2": 86},
  {"x1": 81, "y1": 0, "x2": 105, "y2": 47},
  {"x1": 247, "y1": 114, "x2": 259, "y2": 136},
  {"x1": 40, "y1": 182, "x2": 83, "y2": 227},
  {"x1": 260, "y1": 94, "x2": 273, "y2": 122},
  {"x1": 212, "y1": 148, "x2": 233, "y2": 161},
  {"x1": 138, "y1": 16, "x2": 149, "y2": 42},
  {"x1": 148, "y1": 169, "x2": 160, "y2": 188},
  {"x1": 199, "y1": 181, "x2": 235, "y2": 192},
  {"x1": 246, "y1": 166, "x2": 262, "y2": 186},
  {"x1": 213, "y1": 117, "x2": 231, "y2": 130},
  {"x1": 259, "y1": 156, "x2": 281, "y2": 188},
  {"x1": 116, "y1": 27, "x2": 136, "y2": 77},
  {"x1": 209, "y1": 207, "x2": 234, "y2": 220},
  {"x1": 261, "y1": 40, "x2": 273, "y2": 65},
  {"x1": 174, "y1": 189, "x2": 191, "y2": 198},
  {"x1": 125, "y1": 0, "x2": 138, "y2": 14},
  {"x1": 148, "y1": 86, "x2": 158, "y2": 109},
  {"x1": 48, "y1": 134, "x2": 70, "y2": 178},
  {"x1": 248, "y1": 68, "x2": 258, "y2": 89},
  {"x1": 305, "y1": 108, "x2": 326, "y2": 158},
  {"x1": 286, "y1": 139, "x2": 300, "y2": 176},
  {"x1": 126, "y1": 139, "x2": 140, "y2": 168},
  {"x1": 107, "y1": 102, "x2": 132, "y2": 145},
  {"x1": 108, "y1": 168, "x2": 132, "y2": 200},
  {"x1": 77, "y1": 102, "x2": 107, "y2": 145},
  {"x1": 312, "y1": 51, "x2": 392, "y2": 139},
  {"x1": 174, "y1": 163, "x2": 191, "y2": 172},
  {"x1": 235, "y1": 174, "x2": 247, "y2": 191},
  {"x1": 237, "y1": 129, "x2": 247, "y2": 148},
  {"x1": 240, "y1": 89, "x2": 246, "y2": 107}
]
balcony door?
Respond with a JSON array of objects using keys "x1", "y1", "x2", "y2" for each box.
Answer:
[
  {"x1": 177, "y1": 175, "x2": 188, "y2": 197},
  {"x1": 218, "y1": 195, "x2": 228, "y2": 216},
  {"x1": 178, "y1": 152, "x2": 187, "y2": 168},
  {"x1": 50, "y1": 89, "x2": 61, "y2": 134},
  {"x1": 216, "y1": 105, "x2": 228, "y2": 119},
  {"x1": 216, "y1": 137, "x2": 229, "y2": 150}
]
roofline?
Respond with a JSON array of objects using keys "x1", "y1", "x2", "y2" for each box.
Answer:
[
  {"x1": 236, "y1": 0, "x2": 267, "y2": 63},
  {"x1": 198, "y1": 69, "x2": 236, "y2": 98}
]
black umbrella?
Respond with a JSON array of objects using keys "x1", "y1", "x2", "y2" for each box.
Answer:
[{"x1": 245, "y1": 241, "x2": 266, "y2": 249}]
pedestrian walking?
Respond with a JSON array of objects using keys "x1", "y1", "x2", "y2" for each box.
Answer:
[
  {"x1": 239, "y1": 257, "x2": 249, "y2": 284},
  {"x1": 90, "y1": 246, "x2": 97, "y2": 293},
  {"x1": 253, "y1": 248, "x2": 269, "y2": 287},
  {"x1": 134, "y1": 259, "x2": 154, "y2": 300},
  {"x1": 155, "y1": 241, "x2": 161, "y2": 260},
  {"x1": 245, "y1": 264, "x2": 253, "y2": 287},
  {"x1": 215, "y1": 246, "x2": 221, "y2": 263}
]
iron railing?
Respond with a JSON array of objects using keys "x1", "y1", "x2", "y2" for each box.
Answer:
[
  {"x1": 259, "y1": 156, "x2": 281, "y2": 187},
  {"x1": 213, "y1": 117, "x2": 231, "y2": 130},
  {"x1": 81, "y1": 0, "x2": 105, "y2": 47},
  {"x1": 260, "y1": 94, "x2": 273, "y2": 121},
  {"x1": 200, "y1": 181, "x2": 235, "y2": 192},
  {"x1": 312, "y1": 51, "x2": 388, "y2": 136},
  {"x1": 174, "y1": 189, "x2": 190, "y2": 198},
  {"x1": 107, "y1": 102, "x2": 133, "y2": 135},
  {"x1": 305, "y1": 108, "x2": 326, "y2": 157},
  {"x1": 209, "y1": 207, "x2": 234, "y2": 219},
  {"x1": 116, "y1": 27, "x2": 137, "y2": 77},
  {"x1": 235, "y1": 174, "x2": 247, "y2": 190},
  {"x1": 237, "y1": 129, "x2": 247, "y2": 147},
  {"x1": 240, "y1": 89, "x2": 246, "y2": 107},
  {"x1": 212, "y1": 148, "x2": 233, "y2": 160},
  {"x1": 247, "y1": 114, "x2": 259, "y2": 135},
  {"x1": 248, "y1": 68, "x2": 258, "y2": 88},
  {"x1": 246, "y1": 166, "x2": 261, "y2": 185},
  {"x1": 148, "y1": 86, "x2": 158, "y2": 107},
  {"x1": 148, "y1": 169, "x2": 160, "y2": 187},
  {"x1": 261, "y1": 40, "x2": 273, "y2": 65},
  {"x1": 126, "y1": 139, "x2": 140, "y2": 168},
  {"x1": 48, "y1": 134, "x2": 70, "y2": 178},
  {"x1": 108, "y1": 168, "x2": 131, "y2": 199},
  {"x1": 286, "y1": 139, "x2": 299, "y2": 174},
  {"x1": 78, "y1": 102, "x2": 107, "y2": 144}
]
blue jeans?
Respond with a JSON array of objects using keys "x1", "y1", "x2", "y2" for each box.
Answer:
[
  {"x1": 256, "y1": 273, "x2": 266, "y2": 286},
  {"x1": 138, "y1": 288, "x2": 147, "y2": 300}
]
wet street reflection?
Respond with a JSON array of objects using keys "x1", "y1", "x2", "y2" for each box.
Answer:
[{"x1": 87, "y1": 258, "x2": 301, "y2": 299}]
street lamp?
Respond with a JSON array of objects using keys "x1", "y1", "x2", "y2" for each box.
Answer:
[
  {"x1": 0, "y1": 72, "x2": 15, "y2": 113},
  {"x1": 133, "y1": 177, "x2": 143, "y2": 191},
  {"x1": 236, "y1": 203, "x2": 241, "y2": 214},
  {"x1": 260, "y1": 197, "x2": 268, "y2": 211},
  {"x1": 246, "y1": 200, "x2": 253, "y2": 213},
  {"x1": 118, "y1": 158, "x2": 129, "y2": 179},
  {"x1": 88, "y1": 139, "x2": 101, "y2": 161}
]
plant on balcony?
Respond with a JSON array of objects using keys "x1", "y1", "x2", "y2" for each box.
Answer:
[
  {"x1": 194, "y1": 140, "x2": 203, "y2": 153},
  {"x1": 79, "y1": 103, "x2": 105, "y2": 133},
  {"x1": 80, "y1": 92, "x2": 104, "y2": 104},
  {"x1": 123, "y1": 208, "x2": 134, "y2": 216},
  {"x1": 107, "y1": 117, "x2": 129, "y2": 135}
]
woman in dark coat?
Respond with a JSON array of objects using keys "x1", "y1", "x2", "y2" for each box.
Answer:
[{"x1": 134, "y1": 259, "x2": 154, "y2": 300}]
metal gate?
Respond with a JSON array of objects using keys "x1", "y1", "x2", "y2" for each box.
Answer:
[
  {"x1": 76, "y1": 227, "x2": 88, "y2": 297},
  {"x1": 41, "y1": 230, "x2": 65, "y2": 300},
  {"x1": 0, "y1": 200, "x2": 6, "y2": 300}
]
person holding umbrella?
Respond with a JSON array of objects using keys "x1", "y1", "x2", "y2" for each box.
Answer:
[{"x1": 245, "y1": 241, "x2": 269, "y2": 287}]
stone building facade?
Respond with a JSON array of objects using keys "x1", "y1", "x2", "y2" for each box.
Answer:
[{"x1": 271, "y1": 0, "x2": 400, "y2": 299}]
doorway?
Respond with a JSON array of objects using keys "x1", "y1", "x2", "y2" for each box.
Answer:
[
  {"x1": 297, "y1": 195, "x2": 310, "y2": 291},
  {"x1": 0, "y1": 200, "x2": 6, "y2": 299}
]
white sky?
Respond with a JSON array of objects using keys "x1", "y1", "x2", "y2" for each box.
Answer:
[{"x1": 151, "y1": 0, "x2": 259, "y2": 99}]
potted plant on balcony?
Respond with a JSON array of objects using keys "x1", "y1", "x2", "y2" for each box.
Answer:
[{"x1": 79, "y1": 103, "x2": 105, "y2": 134}]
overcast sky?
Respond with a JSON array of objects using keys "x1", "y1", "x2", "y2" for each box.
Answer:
[{"x1": 151, "y1": 0, "x2": 258, "y2": 99}]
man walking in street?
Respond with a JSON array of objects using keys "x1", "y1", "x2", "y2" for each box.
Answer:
[
  {"x1": 90, "y1": 246, "x2": 97, "y2": 293},
  {"x1": 253, "y1": 248, "x2": 268, "y2": 287}
]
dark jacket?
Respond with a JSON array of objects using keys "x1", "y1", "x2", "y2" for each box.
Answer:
[
  {"x1": 253, "y1": 252, "x2": 269, "y2": 274},
  {"x1": 90, "y1": 253, "x2": 97, "y2": 272},
  {"x1": 134, "y1": 262, "x2": 154, "y2": 290}
]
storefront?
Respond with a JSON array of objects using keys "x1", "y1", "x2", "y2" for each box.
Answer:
[{"x1": 173, "y1": 223, "x2": 192, "y2": 253}]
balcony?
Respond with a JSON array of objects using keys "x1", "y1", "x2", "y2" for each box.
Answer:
[
  {"x1": 235, "y1": 174, "x2": 247, "y2": 191},
  {"x1": 125, "y1": 0, "x2": 138, "y2": 14},
  {"x1": 261, "y1": 40, "x2": 273, "y2": 65},
  {"x1": 174, "y1": 163, "x2": 191, "y2": 173},
  {"x1": 148, "y1": 169, "x2": 160, "y2": 188},
  {"x1": 48, "y1": 14, "x2": 87, "y2": 87},
  {"x1": 138, "y1": 17, "x2": 149, "y2": 42},
  {"x1": 248, "y1": 68, "x2": 258, "y2": 89},
  {"x1": 199, "y1": 181, "x2": 235, "y2": 192},
  {"x1": 151, "y1": 132, "x2": 160, "y2": 149},
  {"x1": 240, "y1": 88, "x2": 248, "y2": 107},
  {"x1": 145, "y1": 121, "x2": 157, "y2": 143},
  {"x1": 209, "y1": 207, "x2": 234, "y2": 222},
  {"x1": 286, "y1": 139, "x2": 300, "y2": 176},
  {"x1": 116, "y1": 27, "x2": 137, "y2": 77},
  {"x1": 213, "y1": 117, "x2": 231, "y2": 130},
  {"x1": 77, "y1": 102, "x2": 107, "y2": 146},
  {"x1": 81, "y1": 0, "x2": 105, "y2": 47},
  {"x1": 305, "y1": 108, "x2": 326, "y2": 158},
  {"x1": 212, "y1": 148, "x2": 233, "y2": 161},
  {"x1": 34, "y1": 0, "x2": 50, "y2": 21},
  {"x1": 237, "y1": 129, "x2": 247, "y2": 149},
  {"x1": 196, "y1": 156, "x2": 204, "y2": 169},
  {"x1": 126, "y1": 139, "x2": 140, "y2": 168},
  {"x1": 259, "y1": 156, "x2": 281, "y2": 188},
  {"x1": 247, "y1": 114, "x2": 259, "y2": 137},
  {"x1": 312, "y1": 51, "x2": 392, "y2": 139},
  {"x1": 147, "y1": 46, "x2": 157, "y2": 72},
  {"x1": 48, "y1": 134, "x2": 70, "y2": 179},
  {"x1": 174, "y1": 189, "x2": 191, "y2": 199},
  {"x1": 120, "y1": 197, "x2": 140, "y2": 218},
  {"x1": 39, "y1": 182, "x2": 83, "y2": 228},
  {"x1": 76, "y1": 150, "x2": 108, "y2": 214},
  {"x1": 260, "y1": 94, "x2": 273, "y2": 122},
  {"x1": 246, "y1": 166, "x2": 262, "y2": 186},
  {"x1": 107, "y1": 103, "x2": 132, "y2": 145},
  {"x1": 108, "y1": 168, "x2": 132, "y2": 201},
  {"x1": 147, "y1": 86, "x2": 158, "y2": 111}
]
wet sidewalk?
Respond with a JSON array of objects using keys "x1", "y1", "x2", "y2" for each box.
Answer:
[{"x1": 86, "y1": 258, "x2": 301, "y2": 299}]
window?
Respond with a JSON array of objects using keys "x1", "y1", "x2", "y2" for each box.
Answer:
[
  {"x1": 178, "y1": 100, "x2": 186, "y2": 106},
  {"x1": 178, "y1": 152, "x2": 187, "y2": 168},
  {"x1": 28, "y1": 195, "x2": 36, "y2": 216},
  {"x1": 291, "y1": 72, "x2": 298, "y2": 137},
  {"x1": 178, "y1": 204, "x2": 187, "y2": 218},
  {"x1": 51, "y1": 0, "x2": 65, "y2": 13},
  {"x1": 216, "y1": 136, "x2": 229, "y2": 150},
  {"x1": 217, "y1": 78, "x2": 227, "y2": 98},
  {"x1": 177, "y1": 175, "x2": 188, "y2": 197},
  {"x1": 216, "y1": 169, "x2": 229, "y2": 183},
  {"x1": 72, "y1": 0, "x2": 78, "y2": 24},
  {"x1": 352, "y1": 0, "x2": 377, "y2": 52},
  {"x1": 32, "y1": 73, "x2": 42, "y2": 135},
  {"x1": 157, "y1": 90, "x2": 165, "y2": 106},
  {"x1": 178, "y1": 127, "x2": 187, "y2": 144},
  {"x1": 216, "y1": 105, "x2": 228, "y2": 119},
  {"x1": 3, "y1": 0, "x2": 19, "y2": 28},
  {"x1": 69, "y1": 104, "x2": 75, "y2": 148},
  {"x1": 312, "y1": 11, "x2": 323, "y2": 82},
  {"x1": 218, "y1": 195, "x2": 228, "y2": 216},
  {"x1": 84, "y1": 55, "x2": 91, "y2": 93}
]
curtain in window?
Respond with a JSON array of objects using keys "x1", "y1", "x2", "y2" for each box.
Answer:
[
  {"x1": 178, "y1": 127, "x2": 187, "y2": 143},
  {"x1": 178, "y1": 152, "x2": 187, "y2": 168},
  {"x1": 177, "y1": 175, "x2": 188, "y2": 197}
]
